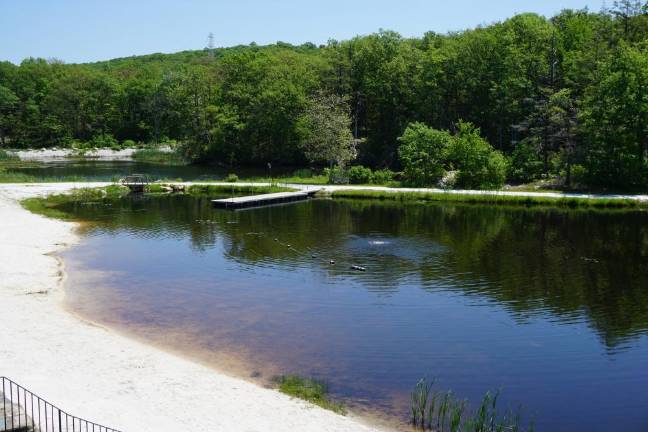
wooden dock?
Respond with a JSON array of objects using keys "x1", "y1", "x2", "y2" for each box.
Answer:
[
  {"x1": 212, "y1": 190, "x2": 318, "y2": 210},
  {"x1": 120, "y1": 174, "x2": 149, "y2": 193}
]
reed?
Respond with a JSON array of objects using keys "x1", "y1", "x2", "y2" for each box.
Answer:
[
  {"x1": 409, "y1": 379, "x2": 533, "y2": 432},
  {"x1": 411, "y1": 378, "x2": 434, "y2": 427}
]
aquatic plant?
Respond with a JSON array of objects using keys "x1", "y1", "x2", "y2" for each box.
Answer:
[
  {"x1": 274, "y1": 375, "x2": 346, "y2": 415},
  {"x1": 409, "y1": 379, "x2": 533, "y2": 432}
]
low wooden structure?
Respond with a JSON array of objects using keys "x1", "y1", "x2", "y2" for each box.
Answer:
[
  {"x1": 212, "y1": 190, "x2": 318, "y2": 210},
  {"x1": 120, "y1": 174, "x2": 149, "y2": 193}
]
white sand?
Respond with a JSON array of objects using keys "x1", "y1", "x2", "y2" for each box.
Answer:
[
  {"x1": 0, "y1": 183, "x2": 384, "y2": 432},
  {"x1": 8, "y1": 146, "x2": 173, "y2": 161}
]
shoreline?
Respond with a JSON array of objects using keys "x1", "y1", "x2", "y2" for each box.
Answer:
[{"x1": 0, "y1": 183, "x2": 386, "y2": 432}]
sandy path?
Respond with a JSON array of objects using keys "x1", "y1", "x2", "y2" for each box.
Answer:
[{"x1": 0, "y1": 183, "x2": 384, "y2": 432}]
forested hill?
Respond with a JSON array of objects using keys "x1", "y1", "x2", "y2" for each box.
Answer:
[{"x1": 1, "y1": 4, "x2": 648, "y2": 189}]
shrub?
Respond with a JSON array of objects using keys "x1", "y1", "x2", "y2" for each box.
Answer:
[
  {"x1": 88, "y1": 134, "x2": 119, "y2": 149},
  {"x1": 447, "y1": 122, "x2": 507, "y2": 190},
  {"x1": 348, "y1": 166, "x2": 373, "y2": 184},
  {"x1": 569, "y1": 164, "x2": 587, "y2": 186},
  {"x1": 122, "y1": 139, "x2": 136, "y2": 148},
  {"x1": 292, "y1": 168, "x2": 313, "y2": 178},
  {"x1": 372, "y1": 169, "x2": 395, "y2": 185},
  {"x1": 508, "y1": 138, "x2": 544, "y2": 183},
  {"x1": 398, "y1": 122, "x2": 452, "y2": 186},
  {"x1": 324, "y1": 166, "x2": 349, "y2": 184},
  {"x1": 225, "y1": 173, "x2": 239, "y2": 183}
]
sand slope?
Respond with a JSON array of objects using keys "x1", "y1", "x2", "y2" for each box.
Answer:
[{"x1": 0, "y1": 183, "x2": 382, "y2": 432}]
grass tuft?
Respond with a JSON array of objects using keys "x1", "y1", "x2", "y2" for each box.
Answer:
[
  {"x1": 410, "y1": 378, "x2": 534, "y2": 432},
  {"x1": 274, "y1": 375, "x2": 346, "y2": 415}
]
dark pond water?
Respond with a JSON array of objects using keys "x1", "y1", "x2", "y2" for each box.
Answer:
[
  {"x1": 9, "y1": 160, "x2": 284, "y2": 181},
  {"x1": 58, "y1": 196, "x2": 648, "y2": 431}
]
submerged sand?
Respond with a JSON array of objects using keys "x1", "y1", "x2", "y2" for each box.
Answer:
[{"x1": 0, "y1": 183, "x2": 383, "y2": 432}]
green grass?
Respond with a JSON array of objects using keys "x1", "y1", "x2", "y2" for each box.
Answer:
[
  {"x1": 0, "y1": 149, "x2": 19, "y2": 161},
  {"x1": 327, "y1": 189, "x2": 648, "y2": 210},
  {"x1": 131, "y1": 148, "x2": 187, "y2": 165},
  {"x1": 0, "y1": 157, "x2": 94, "y2": 183},
  {"x1": 20, "y1": 183, "x2": 297, "y2": 220},
  {"x1": 185, "y1": 184, "x2": 296, "y2": 196},
  {"x1": 238, "y1": 174, "x2": 330, "y2": 185},
  {"x1": 274, "y1": 375, "x2": 346, "y2": 415},
  {"x1": 21, "y1": 185, "x2": 130, "y2": 220}
]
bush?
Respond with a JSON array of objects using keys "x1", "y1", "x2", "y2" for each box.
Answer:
[
  {"x1": 225, "y1": 173, "x2": 239, "y2": 183},
  {"x1": 447, "y1": 122, "x2": 507, "y2": 190},
  {"x1": 122, "y1": 139, "x2": 136, "y2": 148},
  {"x1": 508, "y1": 139, "x2": 543, "y2": 183},
  {"x1": 324, "y1": 166, "x2": 349, "y2": 184},
  {"x1": 372, "y1": 169, "x2": 395, "y2": 185},
  {"x1": 398, "y1": 122, "x2": 452, "y2": 186},
  {"x1": 569, "y1": 164, "x2": 587, "y2": 186},
  {"x1": 348, "y1": 166, "x2": 373, "y2": 184},
  {"x1": 292, "y1": 168, "x2": 313, "y2": 178},
  {"x1": 88, "y1": 134, "x2": 119, "y2": 149}
]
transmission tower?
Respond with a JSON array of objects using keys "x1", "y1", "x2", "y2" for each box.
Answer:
[{"x1": 207, "y1": 32, "x2": 215, "y2": 57}]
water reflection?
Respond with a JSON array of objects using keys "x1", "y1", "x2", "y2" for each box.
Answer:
[{"x1": 60, "y1": 196, "x2": 648, "y2": 431}]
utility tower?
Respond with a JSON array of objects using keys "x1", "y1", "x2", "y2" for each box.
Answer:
[{"x1": 207, "y1": 32, "x2": 215, "y2": 58}]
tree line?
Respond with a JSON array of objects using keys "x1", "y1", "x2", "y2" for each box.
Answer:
[{"x1": 0, "y1": 2, "x2": 647, "y2": 189}]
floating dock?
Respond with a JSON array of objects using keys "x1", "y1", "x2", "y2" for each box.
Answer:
[{"x1": 212, "y1": 190, "x2": 319, "y2": 210}]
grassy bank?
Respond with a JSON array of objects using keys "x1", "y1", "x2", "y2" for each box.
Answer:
[
  {"x1": 20, "y1": 183, "x2": 296, "y2": 220},
  {"x1": 327, "y1": 189, "x2": 648, "y2": 210},
  {"x1": 0, "y1": 152, "x2": 91, "y2": 183},
  {"x1": 274, "y1": 375, "x2": 346, "y2": 415},
  {"x1": 21, "y1": 185, "x2": 130, "y2": 220},
  {"x1": 131, "y1": 148, "x2": 187, "y2": 165}
]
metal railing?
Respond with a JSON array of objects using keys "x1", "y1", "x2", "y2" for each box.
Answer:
[{"x1": 1, "y1": 377, "x2": 121, "y2": 432}]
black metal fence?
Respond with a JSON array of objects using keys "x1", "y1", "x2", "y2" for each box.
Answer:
[{"x1": 1, "y1": 377, "x2": 121, "y2": 432}]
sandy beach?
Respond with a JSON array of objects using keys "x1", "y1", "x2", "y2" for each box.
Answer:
[{"x1": 0, "y1": 183, "x2": 383, "y2": 432}]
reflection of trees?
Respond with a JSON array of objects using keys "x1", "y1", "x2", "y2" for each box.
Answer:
[{"x1": 69, "y1": 195, "x2": 648, "y2": 348}]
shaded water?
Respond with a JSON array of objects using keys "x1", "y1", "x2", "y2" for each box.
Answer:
[
  {"x1": 8, "y1": 159, "x2": 284, "y2": 181},
  {"x1": 59, "y1": 196, "x2": 648, "y2": 431}
]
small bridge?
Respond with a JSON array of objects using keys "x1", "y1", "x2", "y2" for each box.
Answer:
[
  {"x1": 1, "y1": 376, "x2": 120, "y2": 432},
  {"x1": 212, "y1": 190, "x2": 319, "y2": 210},
  {"x1": 120, "y1": 174, "x2": 149, "y2": 193}
]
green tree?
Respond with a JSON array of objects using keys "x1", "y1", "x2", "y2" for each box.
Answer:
[
  {"x1": 298, "y1": 92, "x2": 356, "y2": 167},
  {"x1": 0, "y1": 85, "x2": 18, "y2": 146},
  {"x1": 581, "y1": 43, "x2": 648, "y2": 188},
  {"x1": 398, "y1": 122, "x2": 452, "y2": 186}
]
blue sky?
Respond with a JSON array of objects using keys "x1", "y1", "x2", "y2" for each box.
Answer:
[{"x1": 1, "y1": 0, "x2": 604, "y2": 64}]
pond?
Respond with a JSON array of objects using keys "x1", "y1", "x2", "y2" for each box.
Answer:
[
  {"x1": 58, "y1": 195, "x2": 648, "y2": 431},
  {"x1": 7, "y1": 159, "x2": 285, "y2": 181}
]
